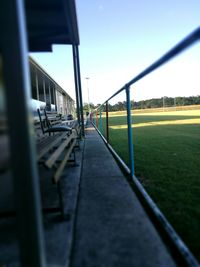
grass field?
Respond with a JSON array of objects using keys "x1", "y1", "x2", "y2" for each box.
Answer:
[{"x1": 100, "y1": 109, "x2": 200, "y2": 261}]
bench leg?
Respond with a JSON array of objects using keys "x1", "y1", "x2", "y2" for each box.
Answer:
[
  {"x1": 57, "y1": 181, "x2": 65, "y2": 219},
  {"x1": 69, "y1": 149, "x2": 79, "y2": 167},
  {"x1": 75, "y1": 138, "x2": 80, "y2": 149},
  {"x1": 57, "y1": 181, "x2": 71, "y2": 220},
  {"x1": 73, "y1": 149, "x2": 76, "y2": 164}
]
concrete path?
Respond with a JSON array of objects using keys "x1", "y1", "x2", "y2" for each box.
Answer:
[{"x1": 70, "y1": 125, "x2": 177, "y2": 267}]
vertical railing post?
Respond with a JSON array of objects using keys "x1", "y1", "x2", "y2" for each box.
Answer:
[
  {"x1": 96, "y1": 111, "x2": 99, "y2": 128},
  {"x1": 126, "y1": 85, "x2": 135, "y2": 177},
  {"x1": 99, "y1": 108, "x2": 103, "y2": 134},
  {"x1": 106, "y1": 101, "x2": 109, "y2": 143},
  {"x1": 92, "y1": 112, "x2": 95, "y2": 126}
]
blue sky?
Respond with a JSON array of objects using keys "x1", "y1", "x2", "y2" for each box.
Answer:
[{"x1": 31, "y1": 0, "x2": 200, "y2": 105}]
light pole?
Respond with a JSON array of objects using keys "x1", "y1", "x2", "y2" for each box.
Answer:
[
  {"x1": 85, "y1": 77, "x2": 90, "y2": 113},
  {"x1": 163, "y1": 96, "x2": 165, "y2": 112},
  {"x1": 174, "y1": 97, "x2": 176, "y2": 110}
]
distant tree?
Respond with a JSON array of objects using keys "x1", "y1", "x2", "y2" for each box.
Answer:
[
  {"x1": 92, "y1": 95, "x2": 200, "y2": 112},
  {"x1": 176, "y1": 97, "x2": 184, "y2": 106},
  {"x1": 83, "y1": 102, "x2": 95, "y2": 113}
]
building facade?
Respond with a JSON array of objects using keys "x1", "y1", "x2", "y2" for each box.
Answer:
[{"x1": 29, "y1": 57, "x2": 75, "y2": 116}]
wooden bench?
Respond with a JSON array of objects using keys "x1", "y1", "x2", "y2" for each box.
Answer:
[
  {"x1": 37, "y1": 131, "x2": 77, "y2": 183},
  {"x1": 36, "y1": 131, "x2": 77, "y2": 219},
  {"x1": 45, "y1": 110, "x2": 62, "y2": 126},
  {"x1": 44, "y1": 109, "x2": 81, "y2": 147},
  {"x1": 37, "y1": 109, "x2": 72, "y2": 136},
  {"x1": 35, "y1": 111, "x2": 79, "y2": 219},
  {"x1": 0, "y1": 117, "x2": 78, "y2": 219}
]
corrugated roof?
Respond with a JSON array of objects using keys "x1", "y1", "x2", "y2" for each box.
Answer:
[{"x1": 25, "y1": 0, "x2": 79, "y2": 52}]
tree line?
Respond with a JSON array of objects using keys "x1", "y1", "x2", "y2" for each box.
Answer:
[{"x1": 87, "y1": 96, "x2": 200, "y2": 112}]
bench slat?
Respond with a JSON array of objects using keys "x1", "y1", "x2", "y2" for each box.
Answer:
[
  {"x1": 53, "y1": 138, "x2": 77, "y2": 183},
  {"x1": 44, "y1": 134, "x2": 74, "y2": 168},
  {"x1": 37, "y1": 133, "x2": 66, "y2": 161}
]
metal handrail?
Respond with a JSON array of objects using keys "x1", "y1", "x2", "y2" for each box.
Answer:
[
  {"x1": 98, "y1": 27, "x2": 200, "y2": 108},
  {"x1": 94, "y1": 27, "x2": 200, "y2": 177},
  {"x1": 92, "y1": 27, "x2": 200, "y2": 267}
]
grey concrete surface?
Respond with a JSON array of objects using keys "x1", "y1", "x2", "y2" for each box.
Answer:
[
  {"x1": 0, "y1": 141, "x2": 83, "y2": 267},
  {"x1": 70, "y1": 125, "x2": 177, "y2": 267},
  {"x1": 0, "y1": 125, "x2": 177, "y2": 267}
]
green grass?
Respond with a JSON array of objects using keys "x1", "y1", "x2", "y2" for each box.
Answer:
[{"x1": 101, "y1": 109, "x2": 200, "y2": 261}]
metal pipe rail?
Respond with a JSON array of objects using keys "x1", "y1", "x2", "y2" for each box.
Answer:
[
  {"x1": 95, "y1": 27, "x2": 200, "y2": 176},
  {"x1": 99, "y1": 27, "x2": 200, "y2": 109},
  {"x1": 93, "y1": 27, "x2": 200, "y2": 267}
]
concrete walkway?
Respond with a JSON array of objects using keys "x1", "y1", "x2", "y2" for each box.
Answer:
[{"x1": 70, "y1": 125, "x2": 177, "y2": 267}]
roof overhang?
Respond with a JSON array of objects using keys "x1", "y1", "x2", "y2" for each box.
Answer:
[{"x1": 25, "y1": 0, "x2": 79, "y2": 52}]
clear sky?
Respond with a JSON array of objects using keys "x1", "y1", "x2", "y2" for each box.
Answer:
[{"x1": 31, "y1": 0, "x2": 200, "y2": 105}]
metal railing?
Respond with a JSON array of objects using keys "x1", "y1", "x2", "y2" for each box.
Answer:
[
  {"x1": 93, "y1": 27, "x2": 200, "y2": 178},
  {"x1": 92, "y1": 27, "x2": 200, "y2": 267}
]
